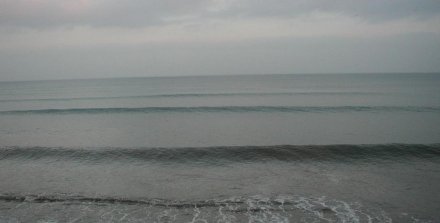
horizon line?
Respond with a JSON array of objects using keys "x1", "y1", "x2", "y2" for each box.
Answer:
[{"x1": 1, "y1": 71, "x2": 439, "y2": 83}]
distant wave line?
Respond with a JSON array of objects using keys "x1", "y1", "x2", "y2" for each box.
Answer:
[
  {"x1": 1, "y1": 144, "x2": 439, "y2": 164},
  {"x1": 1, "y1": 105, "x2": 440, "y2": 115},
  {"x1": 0, "y1": 91, "x2": 382, "y2": 102}
]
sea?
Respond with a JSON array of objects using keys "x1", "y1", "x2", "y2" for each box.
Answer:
[{"x1": 0, "y1": 73, "x2": 439, "y2": 223}]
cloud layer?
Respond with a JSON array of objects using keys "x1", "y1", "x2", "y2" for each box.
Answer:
[{"x1": 1, "y1": 0, "x2": 440, "y2": 28}]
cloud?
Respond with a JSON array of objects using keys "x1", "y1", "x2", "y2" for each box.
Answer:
[
  {"x1": 0, "y1": 0, "x2": 208, "y2": 28},
  {"x1": 1, "y1": 0, "x2": 440, "y2": 28},
  {"x1": 228, "y1": 0, "x2": 440, "y2": 21},
  {"x1": 1, "y1": 14, "x2": 439, "y2": 50}
]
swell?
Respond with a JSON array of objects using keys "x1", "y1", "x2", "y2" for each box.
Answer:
[
  {"x1": 1, "y1": 105, "x2": 440, "y2": 115},
  {"x1": 1, "y1": 144, "x2": 439, "y2": 164},
  {"x1": 0, "y1": 91, "x2": 380, "y2": 102}
]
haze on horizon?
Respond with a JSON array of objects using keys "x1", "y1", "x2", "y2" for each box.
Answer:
[{"x1": 0, "y1": 0, "x2": 440, "y2": 81}]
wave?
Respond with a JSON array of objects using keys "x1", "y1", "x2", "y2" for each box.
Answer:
[
  {"x1": 0, "y1": 193, "x2": 392, "y2": 222},
  {"x1": 1, "y1": 144, "x2": 439, "y2": 164},
  {"x1": 1, "y1": 105, "x2": 440, "y2": 115},
  {"x1": 0, "y1": 194, "x2": 224, "y2": 207},
  {"x1": 0, "y1": 91, "x2": 380, "y2": 102},
  {"x1": 0, "y1": 193, "x2": 352, "y2": 210}
]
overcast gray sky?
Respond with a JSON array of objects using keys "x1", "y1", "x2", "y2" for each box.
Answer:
[{"x1": 0, "y1": 0, "x2": 440, "y2": 81}]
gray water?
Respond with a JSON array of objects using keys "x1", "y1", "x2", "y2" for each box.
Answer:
[{"x1": 0, "y1": 73, "x2": 439, "y2": 222}]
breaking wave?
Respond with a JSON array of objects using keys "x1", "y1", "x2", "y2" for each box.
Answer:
[{"x1": 0, "y1": 194, "x2": 392, "y2": 223}]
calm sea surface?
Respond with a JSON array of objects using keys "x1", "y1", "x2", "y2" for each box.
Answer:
[{"x1": 0, "y1": 73, "x2": 439, "y2": 222}]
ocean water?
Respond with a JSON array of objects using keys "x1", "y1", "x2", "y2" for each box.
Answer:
[{"x1": 0, "y1": 73, "x2": 439, "y2": 222}]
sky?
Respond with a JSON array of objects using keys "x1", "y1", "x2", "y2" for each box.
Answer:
[{"x1": 0, "y1": 0, "x2": 440, "y2": 81}]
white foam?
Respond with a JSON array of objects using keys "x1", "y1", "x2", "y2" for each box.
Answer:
[{"x1": 0, "y1": 194, "x2": 398, "y2": 223}]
